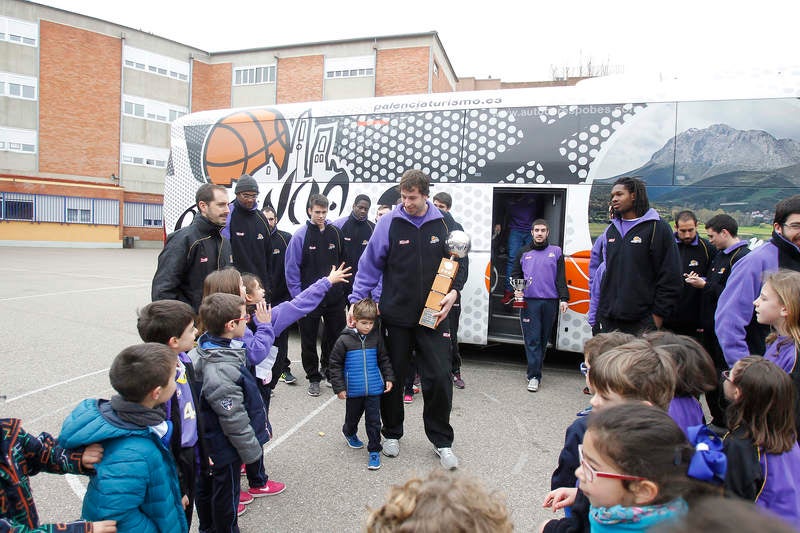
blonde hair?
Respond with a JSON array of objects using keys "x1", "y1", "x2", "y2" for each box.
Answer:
[
  {"x1": 762, "y1": 270, "x2": 800, "y2": 347},
  {"x1": 366, "y1": 470, "x2": 512, "y2": 533}
]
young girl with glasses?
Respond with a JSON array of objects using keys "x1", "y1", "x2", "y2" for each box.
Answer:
[
  {"x1": 575, "y1": 403, "x2": 721, "y2": 532},
  {"x1": 722, "y1": 356, "x2": 800, "y2": 529}
]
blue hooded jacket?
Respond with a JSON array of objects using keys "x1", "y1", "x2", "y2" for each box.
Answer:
[{"x1": 58, "y1": 399, "x2": 187, "y2": 533}]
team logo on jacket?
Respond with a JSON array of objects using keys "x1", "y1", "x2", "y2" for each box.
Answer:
[
  {"x1": 608, "y1": 238, "x2": 616, "y2": 243},
  {"x1": 309, "y1": 246, "x2": 317, "y2": 250},
  {"x1": 361, "y1": 239, "x2": 369, "y2": 246},
  {"x1": 344, "y1": 237, "x2": 352, "y2": 241},
  {"x1": 399, "y1": 239, "x2": 410, "y2": 245},
  {"x1": 220, "y1": 397, "x2": 233, "y2": 411},
  {"x1": 548, "y1": 252, "x2": 555, "y2": 257},
  {"x1": 443, "y1": 332, "x2": 451, "y2": 338},
  {"x1": 236, "y1": 232, "x2": 245, "y2": 237},
  {"x1": 718, "y1": 267, "x2": 726, "y2": 274},
  {"x1": 430, "y1": 236, "x2": 440, "y2": 244},
  {"x1": 257, "y1": 233, "x2": 264, "y2": 240},
  {"x1": 200, "y1": 257, "x2": 208, "y2": 263},
  {"x1": 328, "y1": 243, "x2": 336, "y2": 250},
  {"x1": 631, "y1": 236, "x2": 642, "y2": 244},
  {"x1": 273, "y1": 248, "x2": 281, "y2": 255},
  {"x1": 689, "y1": 259, "x2": 699, "y2": 267}
]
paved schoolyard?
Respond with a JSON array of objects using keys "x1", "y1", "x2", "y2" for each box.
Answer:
[{"x1": 0, "y1": 247, "x2": 587, "y2": 532}]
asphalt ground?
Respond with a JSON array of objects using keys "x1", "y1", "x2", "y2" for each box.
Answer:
[{"x1": 0, "y1": 247, "x2": 588, "y2": 532}]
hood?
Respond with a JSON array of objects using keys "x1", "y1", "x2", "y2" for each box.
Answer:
[
  {"x1": 611, "y1": 207, "x2": 661, "y2": 234},
  {"x1": 59, "y1": 398, "x2": 148, "y2": 448},
  {"x1": 396, "y1": 200, "x2": 443, "y2": 229}
]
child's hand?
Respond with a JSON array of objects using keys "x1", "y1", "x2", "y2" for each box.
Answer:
[
  {"x1": 91, "y1": 520, "x2": 117, "y2": 532},
  {"x1": 81, "y1": 443, "x2": 104, "y2": 469},
  {"x1": 541, "y1": 487, "x2": 577, "y2": 512},
  {"x1": 327, "y1": 263, "x2": 352, "y2": 285},
  {"x1": 337, "y1": 391, "x2": 347, "y2": 399},
  {"x1": 182, "y1": 495, "x2": 189, "y2": 509},
  {"x1": 254, "y1": 301, "x2": 271, "y2": 324},
  {"x1": 384, "y1": 381, "x2": 393, "y2": 393}
]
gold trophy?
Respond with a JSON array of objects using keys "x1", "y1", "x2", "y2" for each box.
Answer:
[{"x1": 419, "y1": 230, "x2": 471, "y2": 329}]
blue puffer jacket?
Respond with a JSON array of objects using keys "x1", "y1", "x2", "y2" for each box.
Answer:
[
  {"x1": 328, "y1": 328, "x2": 395, "y2": 397},
  {"x1": 58, "y1": 399, "x2": 187, "y2": 533}
]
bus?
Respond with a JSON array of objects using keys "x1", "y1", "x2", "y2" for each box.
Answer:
[{"x1": 163, "y1": 69, "x2": 800, "y2": 353}]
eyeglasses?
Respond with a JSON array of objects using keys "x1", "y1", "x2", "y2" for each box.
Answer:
[
  {"x1": 239, "y1": 193, "x2": 258, "y2": 200},
  {"x1": 783, "y1": 222, "x2": 800, "y2": 231},
  {"x1": 721, "y1": 369, "x2": 733, "y2": 382},
  {"x1": 580, "y1": 362, "x2": 589, "y2": 376},
  {"x1": 232, "y1": 315, "x2": 250, "y2": 323},
  {"x1": 577, "y1": 445, "x2": 645, "y2": 483}
]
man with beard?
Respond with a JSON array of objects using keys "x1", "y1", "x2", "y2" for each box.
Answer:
[
  {"x1": 152, "y1": 183, "x2": 232, "y2": 311},
  {"x1": 333, "y1": 194, "x2": 375, "y2": 299},
  {"x1": 510, "y1": 219, "x2": 569, "y2": 393},
  {"x1": 716, "y1": 195, "x2": 800, "y2": 365},
  {"x1": 664, "y1": 210, "x2": 716, "y2": 339},
  {"x1": 222, "y1": 174, "x2": 272, "y2": 296}
]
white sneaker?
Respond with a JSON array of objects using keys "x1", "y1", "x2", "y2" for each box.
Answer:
[
  {"x1": 382, "y1": 438, "x2": 400, "y2": 457},
  {"x1": 435, "y1": 446, "x2": 459, "y2": 470},
  {"x1": 527, "y1": 378, "x2": 539, "y2": 392}
]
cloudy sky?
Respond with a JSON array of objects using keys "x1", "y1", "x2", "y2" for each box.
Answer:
[{"x1": 33, "y1": 0, "x2": 798, "y2": 82}]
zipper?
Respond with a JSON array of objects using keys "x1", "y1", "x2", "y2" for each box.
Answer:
[{"x1": 361, "y1": 335, "x2": 368, "y2": 394}]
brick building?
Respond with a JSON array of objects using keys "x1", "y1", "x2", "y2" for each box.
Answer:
[{"x1": 0, "y1": 0, "x2": 458, "y2": 246}]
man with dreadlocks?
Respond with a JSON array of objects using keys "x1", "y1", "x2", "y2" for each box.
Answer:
[{"x1": 591, "y1": 176, "x2": 682, "y2": 335}]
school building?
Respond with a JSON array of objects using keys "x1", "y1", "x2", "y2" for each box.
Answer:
[{"x1": 0, "y1": 0, "x2": 589, "y2": 247}]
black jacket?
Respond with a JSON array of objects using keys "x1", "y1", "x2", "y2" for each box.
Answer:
[
  {"x1": 334, "y1": 214, "x2": 375, "y2": 296},
  {"x1": 597, "y1": 211, "x2": 682, "y2": 321},
  {"x1": 224, "y1": 200, "x2": 272, "y2": 291},
  {"x1": 268, "y1": 226, "x2": 292, "y2": 304},
  {"x1": 151, "y1": 215, "x2": 232, "y2": 311},
  {"x1": 666, "y1": 235, "x2": 716, "y2": 330}
]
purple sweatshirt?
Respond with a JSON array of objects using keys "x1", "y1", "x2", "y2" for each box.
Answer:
[
  {"x1": 668, "y1": 396, "x2": 704, "y2": 437},
  {"x1": 587, "y1": 231, "x2": 607, "y2": 327},
  {"x1": 715, "y1": 241, "x2": 780, "y2": 366},
  {"x1": 764, "y1": 335, "x2": 797, "y2": 373},
  {"x1": 241, "y1": 277, "x2": 333, "y2": 366},
  {"x1": 511, "y1": 243, "x2": 568, "y2": 300}
]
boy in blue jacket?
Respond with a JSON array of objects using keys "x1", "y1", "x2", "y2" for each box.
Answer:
[
  {"x1": 59, "y1": 343, "x2": 187, "y2": 533},
  {"x1": 329, "y1": 298, "x2": 395, "y2": 470}
]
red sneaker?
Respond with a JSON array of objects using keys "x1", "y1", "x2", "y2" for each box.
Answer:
[
  {"x1": 403, "y1": 394, "x2": 413, "y2": 404},
  {"x1": 501, "y1": 290, "x2": 514, "y2": 305},
  {"x1": 237, "y1": 503, "x2": 247, "y2": 516},
  {"x1": 239, "y1": 491, "x2": 254, "y2": 505},
  {"x1": 248, "y1": 480, "x2": 286, "y2": 497}
]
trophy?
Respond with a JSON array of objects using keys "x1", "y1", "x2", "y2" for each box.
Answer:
[
  {"x1": 510, "y1": 278, "x2": 532, "y2": 309},
  {"x1": 419, "y1": 230, "x2": 471, "y2": 329}
]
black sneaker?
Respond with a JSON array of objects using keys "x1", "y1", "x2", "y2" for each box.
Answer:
[
  {"x1": 280, "y1": 371, "x2": 297, "y2": 384},
  {"x1": 308, "y1": 382, "x2": 321, "y2": 397}
]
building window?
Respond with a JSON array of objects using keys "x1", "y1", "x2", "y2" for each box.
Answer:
[
  {"x1": 433, "y1": 62, "x2": 439, "y2": 77},
  {"x1": 5, "y1": 199, "x2": 33, "y2": 220},
  {"x1": 124, "y1": 101, "x2": 145, "y2": 117},
  {"x1": 0, "y1": 17, "x2": 38, "y2": 47},
  {"x1": 0, "y1": 127, "x2": 36, "y2": 154},
  {"x1": 4, "y1": 81, "x2": 36, "y2": 100},
  {"x1": 324, "y1": 55, "x2": 375, "y2": 79},
  {"x1": 325, "y1": 67, "x2": 374, "y2": 79},
  {"x1": 233, "y1": 65, "x2": 276, "y2": 85},
  {"x1": 67, "y1": 208, "x2": 91, "y2": 223},
  {"x1": 123, "y1": 45, "x2": 189, "y2": 82}
]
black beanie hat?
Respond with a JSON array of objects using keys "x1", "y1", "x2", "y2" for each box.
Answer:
[{"x1": 235, "y1": 174, "x2": 259, "y2": 194}]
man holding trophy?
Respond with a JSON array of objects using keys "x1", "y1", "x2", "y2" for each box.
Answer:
[
  {"x1": 510, "y1": 219, "x2": 569, "y2": 393},
  {"x1": 348, "y1": 170, "x2": 468, "y2": 470}
]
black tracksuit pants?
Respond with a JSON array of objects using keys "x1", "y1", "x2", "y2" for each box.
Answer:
[
  {"x1": 381, "y1": 321, "x2": 454, "y2": 448},
  {"x1": 298, "y1": 301, "x2": 346, "y2": 383}
]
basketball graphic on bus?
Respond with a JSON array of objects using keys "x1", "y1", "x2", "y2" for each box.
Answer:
[{"x1": 203, "y1": 109, "x2": 291, "y2": 185}]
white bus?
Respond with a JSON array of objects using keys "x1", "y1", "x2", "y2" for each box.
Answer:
[{"x1": 163, "y1": 69, "x2": 800, "y2": 353}]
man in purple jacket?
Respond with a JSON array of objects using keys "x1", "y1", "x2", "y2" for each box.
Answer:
[
  {"x1": 348, "y1": 170, "x2": 466, "y2": 470},
  {"x1": 715, "y1": 195, "x2": 800, "y2": 366},
  {"x1": 510, "y1": 219, "x2": 569, "y2": 392}
]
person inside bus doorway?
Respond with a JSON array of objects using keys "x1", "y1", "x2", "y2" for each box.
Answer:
[
  {"x1": 495, "y1": 196, "x2": 540, "y2": 305},
  {"x1": 593, "y1": 177, "x2": 682, "y2": 335},
  {"x1": 510, "y1": 219, "x2": 569, "y2": 392}
]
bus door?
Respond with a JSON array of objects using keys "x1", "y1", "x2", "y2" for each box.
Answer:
[{"x1": 488, "y1": 188, "x2": 566, "y2": 344}]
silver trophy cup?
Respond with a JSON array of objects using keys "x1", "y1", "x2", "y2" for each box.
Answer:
[{"x1": 510, "y1": 277, "x2": 531, "y2": 309}]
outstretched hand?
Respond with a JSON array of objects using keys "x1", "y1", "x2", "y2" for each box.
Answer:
[
  {"x1": 254, "y1": 301, "x2": 271, "y2": 324},
  {"x1": 541, "y1": 487, "x2": 577, "y2": 512},
  {"x1": 327, "y1": 263, "x2": 352, "y2": 285}
]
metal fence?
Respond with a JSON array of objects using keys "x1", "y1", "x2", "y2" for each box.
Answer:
[{"x1": 0, "y1": 191, "x2": 121, "y2": 225}]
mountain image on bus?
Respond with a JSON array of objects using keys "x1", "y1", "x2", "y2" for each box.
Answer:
[{"x1": 162, "y1": 69, "x2": 800, "y2": 353}]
